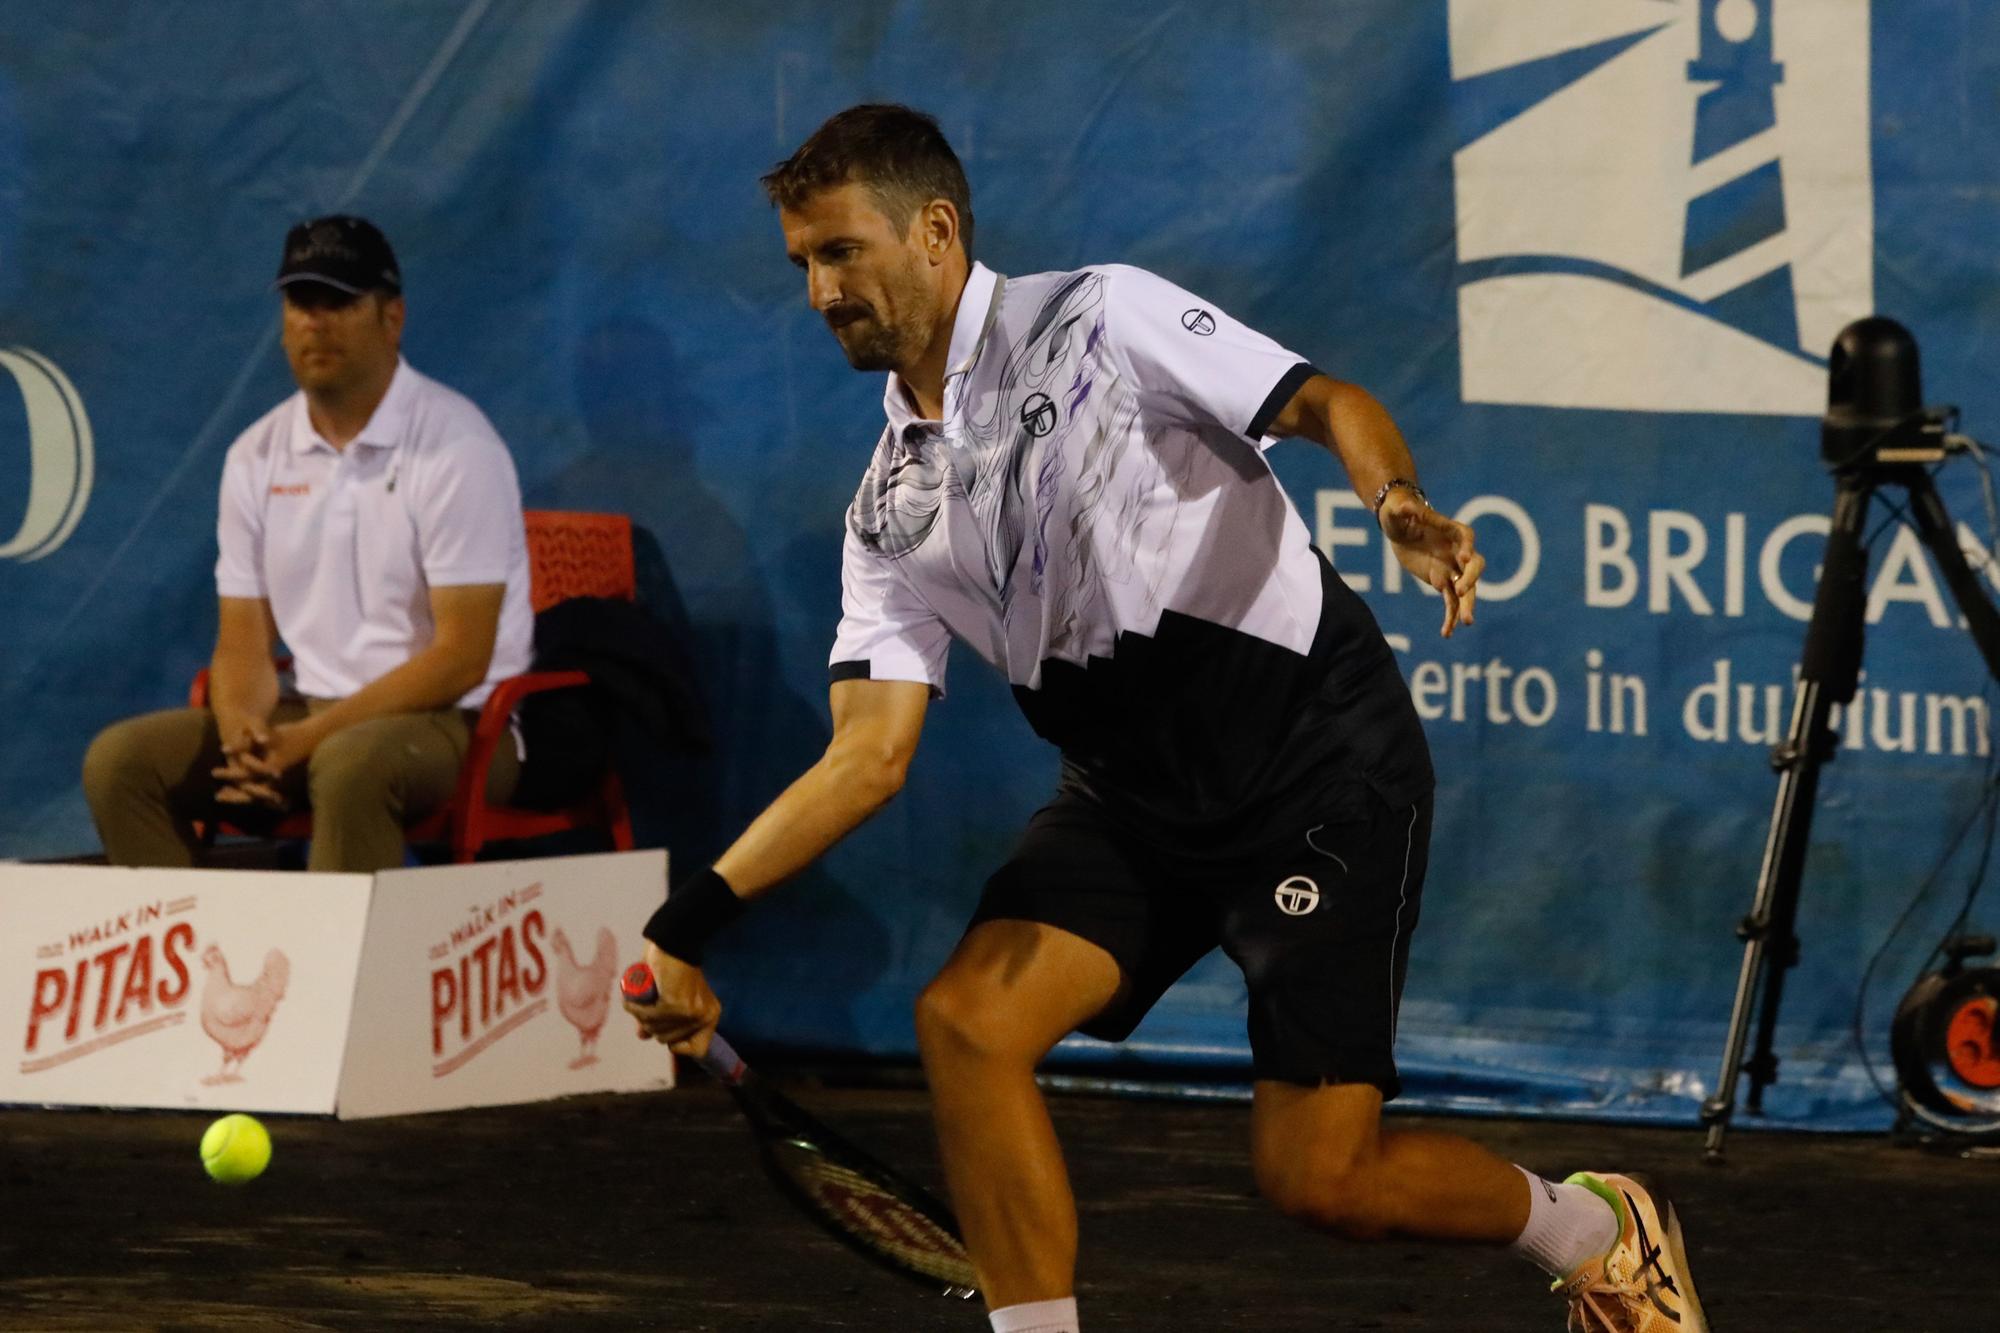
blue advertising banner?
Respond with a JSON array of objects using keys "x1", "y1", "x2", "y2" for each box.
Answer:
[{"x1": 4, "y1": 1, "x2": 1996, "y2": 1125}]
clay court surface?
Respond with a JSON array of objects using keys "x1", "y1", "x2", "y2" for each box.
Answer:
[{"x1": 2, "y1": 1078, "x2": 1994, "y2": 1331}]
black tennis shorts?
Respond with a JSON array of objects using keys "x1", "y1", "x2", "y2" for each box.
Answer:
[{"x1": 968, "y1": 785, "x2": 1432, "y2": 1097}]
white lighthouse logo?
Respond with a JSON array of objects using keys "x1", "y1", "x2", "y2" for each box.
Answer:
[{"x1": 1449, "y1": 0, "x2": 1873, "y2": 416}]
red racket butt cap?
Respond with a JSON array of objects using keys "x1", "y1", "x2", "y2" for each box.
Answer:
[{"x1": 621, "y1": 961, "x2": 658, "y2": 1005}]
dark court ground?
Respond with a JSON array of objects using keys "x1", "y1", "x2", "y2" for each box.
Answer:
[{"x1": 2, "y1": 1077, "x2": 1996, "y2": 1331}]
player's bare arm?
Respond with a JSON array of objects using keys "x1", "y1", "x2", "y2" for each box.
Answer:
[
  {"x1": 627, "y1": 677, "x2": 930, "y2": 1053},
  {"x1": 227, "y1": 582, "x2": 505, "y2": 805},
  {"x1": 1269, "y1": 373, "x2": 1484, "y2": 637},
  {"x1": 715, "y1": 676, "x2": 929, "y2": 896}
]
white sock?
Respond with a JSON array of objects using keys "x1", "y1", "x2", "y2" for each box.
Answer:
[
  {"x1": 1507, "y1": 1166, "x2": 1620, "y2": 1277},
  {"x1": 989, "y1": 1296, "x2": 1080, "y2": 1333}
]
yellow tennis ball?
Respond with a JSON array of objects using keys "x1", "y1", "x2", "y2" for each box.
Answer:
[{"x1": 200, "y1": 1113, "x2": 271, "y2": 1185}]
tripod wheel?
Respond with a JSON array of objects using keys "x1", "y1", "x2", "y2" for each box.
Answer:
[{"x1": 1946, "y1": 996, "x2": 2000, "y2": 1089}]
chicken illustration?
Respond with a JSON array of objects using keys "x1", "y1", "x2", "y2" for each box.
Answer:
[
  {"x1": 198, "y1": 945, "x2": 290, "y2": 1085},
  {"x1": 552, "y1": 925, "x2": 619, "y2": 1069}
]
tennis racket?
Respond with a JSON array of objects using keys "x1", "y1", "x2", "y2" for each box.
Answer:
[{"x1": 621, "y1": 962, "x2": 979, "y2": 1300}]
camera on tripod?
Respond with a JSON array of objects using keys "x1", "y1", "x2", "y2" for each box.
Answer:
[
  {"x1": 1821, "y1": 316, "x2": 1958, "y2": 470},
  {"x1": 1704, "y1": 316, "x2": 2000, "y2": 1156}
]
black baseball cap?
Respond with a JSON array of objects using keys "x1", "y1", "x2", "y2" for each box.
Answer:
[{"x1": 273, "y1": 215, "x2": 402, "y2": 296}]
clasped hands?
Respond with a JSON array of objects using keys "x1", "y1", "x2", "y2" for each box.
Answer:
[{"x1": 211, "y1": 716, "x2": 319, "y2": 810}]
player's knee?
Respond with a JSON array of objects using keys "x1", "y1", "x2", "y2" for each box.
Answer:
[
  {"x1": 913, "y1": 972, "x2": 1023, "y2": 1067},
  {"x1": 1256, "y1": 1150, "x2": 1392, "y2": 1240}
]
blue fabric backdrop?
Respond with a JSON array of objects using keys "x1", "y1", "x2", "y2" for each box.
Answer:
[{"x1": 3, "y1": 1, "x2": 1996, "y2": 1126}]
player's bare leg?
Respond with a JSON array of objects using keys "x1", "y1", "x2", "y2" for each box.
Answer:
[
  {"x1": 1250, "y1": 1081, "x2": 1530, "y2": 1241},
  {"x1": 915, "y1": 920, "x2": 1124, "y2": 1313},
  {"x1": 1252, "y1": 1082, "x2": 1709, "y2": 1330}
]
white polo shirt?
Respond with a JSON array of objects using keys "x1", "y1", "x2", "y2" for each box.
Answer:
[
  {"x1": 830, "y1": 261, "x2": 1430, "y2": 830},
  {"x1": 215, "y1": 359, "x2": 534, "y2": 709},
  {"x1": 832, "y1": 259, "x2": 1326, "y2": 697}
]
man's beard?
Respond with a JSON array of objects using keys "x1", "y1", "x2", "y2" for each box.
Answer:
[
  {"x1": 833, "y1": 316, "x2": 902, "y2": 371},
  {"x1": 829, "y1": 263, "x2": 931, "y2": 372}
]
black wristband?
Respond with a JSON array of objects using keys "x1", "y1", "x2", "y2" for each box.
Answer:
[{"x1": 642, "y1": 866, "x2": 747, "y2": 966}]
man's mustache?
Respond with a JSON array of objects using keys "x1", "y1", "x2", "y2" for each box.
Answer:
[{"x1": 824, "y1": 302, "x2": 873, "y2": 330}]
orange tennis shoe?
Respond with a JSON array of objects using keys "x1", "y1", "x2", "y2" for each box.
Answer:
[{"x1": 1554, "y1": 1172, "x2": 1710, "y2": 1332}]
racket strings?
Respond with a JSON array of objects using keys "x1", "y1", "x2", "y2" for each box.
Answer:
[{"x1": 772, "y1": 1140, "x2": 978, "y2": 1287}]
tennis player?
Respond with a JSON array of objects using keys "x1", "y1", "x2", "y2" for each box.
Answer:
[{"x1": 627, "y1": 104, "x2": 1705, "y2": 1333}]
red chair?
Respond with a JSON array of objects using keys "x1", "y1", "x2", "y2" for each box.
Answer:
[{"x1": 193, "y1": 509, "x2": 638, "y2": 863}]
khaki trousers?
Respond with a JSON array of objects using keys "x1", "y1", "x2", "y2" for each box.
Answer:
[{"x1": 81, "y1": 700, "x2": 521, "y2": 874}]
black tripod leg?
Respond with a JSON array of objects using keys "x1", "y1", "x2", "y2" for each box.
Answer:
[
  {"x1": 1904, "y1": 472, "x2": 2000, "y2": 683},
  {"x1": 1703, "y1": 476, "x2": 1873, "y2": 1158},
  {"x1": 1746, "y1": 853, "x2": 1804, "y2": 1115}
]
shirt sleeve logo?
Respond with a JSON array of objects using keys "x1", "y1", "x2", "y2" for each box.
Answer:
[
  {"x1": 1019, "y1": 392, "x2": 1056, "y2": 438},
  {"x1": 1180, "y1": 308, "x2": 1216, "y2": 336}
]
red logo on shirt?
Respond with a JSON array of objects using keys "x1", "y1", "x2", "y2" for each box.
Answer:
[{"x1": 268, "y1": 483, "x2": 311, "y2": 496}]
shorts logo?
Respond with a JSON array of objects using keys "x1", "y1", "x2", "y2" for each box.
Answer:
[
  {"x1": 1180, "y1": 308, "x2": 1215, "y2": 336},
  {"x1": 1448, "y1": 0, "x2": 1873, "y2": 416},
  {"x1": 1019, "y1": 392, "x2": 1056, "y2": 438},
  {"x1": 1274, "y1": 876, "x2": 1320, "y2": 917}
]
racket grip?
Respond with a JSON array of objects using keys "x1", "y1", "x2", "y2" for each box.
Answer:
[
  {"x1": 700, "y1": 1034, "x2": 745, "y2": 1082},
  {"x1": 621, "y1": 961, "x2": 745, "y2": 1084}
]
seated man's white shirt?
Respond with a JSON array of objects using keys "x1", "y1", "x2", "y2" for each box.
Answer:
[{"x1": 214, "y1": 358, "x2": 534, "y2": 709}]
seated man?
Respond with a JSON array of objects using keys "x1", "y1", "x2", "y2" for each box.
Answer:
[{"x1": 82, "y1": 214, "x2": 533, "y2": 873}]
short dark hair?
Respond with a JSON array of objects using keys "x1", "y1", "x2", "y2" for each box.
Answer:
[{"x1": 761, "y1": 104, "x2": 974, "y2": 256}]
